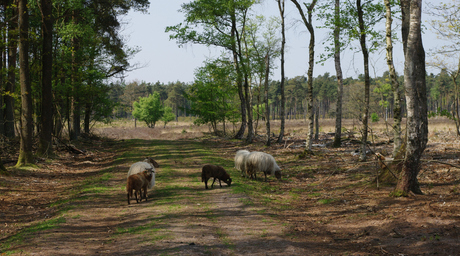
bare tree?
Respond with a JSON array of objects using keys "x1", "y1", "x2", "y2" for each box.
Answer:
[
  {"x1": 37, "y1": 0, "x2": 54, "y2": 157},
  {"x1": 4, "y1": 0, "x2": 17, "y2": 139},
  {"x1": 395, "y1": 0, "x2": 427, "y2": 195},
  {"x1": 291, "y1": 0, "x2": 318, "y2": 153},
  {"x1": 264, "y1": 54, "x2": 271, "y2": 146},
  {"x1": 277, "y1": 0, "x2": 286, "y2": 144},
  {"x1": 332, "y1": 0, "x2": 344, "y2": 148},
  {"x1": 17, "y1": 0, "x2": 34, "y2": 165},
  {"x1": 384, "y1": 0, "x2": 403, "y2": 158},
  {"x1": 357, "y1": 0, "x2": 370, "y2": 161}
]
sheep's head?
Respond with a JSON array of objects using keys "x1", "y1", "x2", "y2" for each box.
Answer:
[
  {"x1": 144, "y1": 157, "x2": 160, "y2": 168},
  {"x1": 143, "y1": 169, "x2": 154, "y2": 182},
  {"x1": 274, "y1": 170, "x2": 282, "y2": 180},
  {"x1": 223, "y1": 178, "x2": 232, "y2": 187}
]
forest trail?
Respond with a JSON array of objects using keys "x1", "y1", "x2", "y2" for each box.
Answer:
[
  {"x1": 3, "y1": 123, "x2": 460, "y2": 255},
  {"x1": 2, "y1": 139, "x2": 311, "y2": 255}
]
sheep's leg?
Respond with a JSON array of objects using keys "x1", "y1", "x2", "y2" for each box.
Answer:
[
  {"x1": 141, "y1": 188, "x2": 146, "y2": 201},
  {"x1": 143, "y1": 187, "x2": 148, "y2": 201},
  {"x1": 204, "y1": 178, "x2": 209, "y2": 189},
  {"x1": 127, "y1": 193, "x2": 130, "y2": 205},
  {"x1": 134, "y1": 190, "x2": 139, "y2": 203},
  {"x1": 218, "y1": 179, "x2": 222, "y2": 187},
  {"x1": 211, "y1": 177, "x2": 218, "y2": 189}
]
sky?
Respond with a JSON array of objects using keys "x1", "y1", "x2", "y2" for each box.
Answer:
[{"x1": 120, "y1": 0, "x2": 446, "y2": 85}]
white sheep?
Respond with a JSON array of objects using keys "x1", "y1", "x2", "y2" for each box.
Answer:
[
  {"x1": 127, "y1": 157, "x2": 159, "y2": 189},
  {"x1": 245, "y1": 151, "x2": 282, "y2": 181},
  {"x1": 234, "y1": 150, "x2": 250, "y2": 177}
]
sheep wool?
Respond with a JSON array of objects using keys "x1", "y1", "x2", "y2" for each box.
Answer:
[
  {"x1": 234, "y1": 150, "x2": 250, "y2": 177},
  {"x1": 127, "y1": 157, "x2": 159, "y2": 189},
  {"x1": 201, "y1": 164, "x2": 232, "y2": 189},
  {"x1": 245, "y1": 151, "x2": 282, "y2": 181}
]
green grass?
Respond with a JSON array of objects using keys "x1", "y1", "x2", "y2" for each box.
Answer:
[
  {"x1": 0, "y1": 217, "x2": 66, "y2": 253},
  {"x1": 318, "y1": 198, "x2": 335, "y2": 205},
  {"x1": 116, "y1": 224, "x2": 161, "y2": 235}
]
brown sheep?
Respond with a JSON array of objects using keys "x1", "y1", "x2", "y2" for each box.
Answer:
[
  {"x1": 201, "y1": 164, "x2": 232, "y2": 189},
  {"x1": 126, "y1": 169, "x2": 154, "y2": 205}
]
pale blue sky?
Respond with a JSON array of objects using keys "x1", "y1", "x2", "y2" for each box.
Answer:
[{"x1": 121, "y1": 0, "x2": 445, "y2": 84}]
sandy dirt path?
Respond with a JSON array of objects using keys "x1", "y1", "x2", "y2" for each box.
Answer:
[{"x1": 6, "y1": 139, "x2": 311, "y2": 255}]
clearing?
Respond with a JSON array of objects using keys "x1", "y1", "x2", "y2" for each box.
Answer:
[{"x1": 1, "y1": 119, "x2": 459, "y2": 255}]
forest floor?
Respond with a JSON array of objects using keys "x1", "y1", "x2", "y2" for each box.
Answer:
[{"x1": 0, "y1": 118, "x2": 459, "y2": 255}]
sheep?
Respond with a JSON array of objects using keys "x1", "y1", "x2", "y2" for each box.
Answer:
[
  {"x1": 234, "y1": 150, "x2": 250, "y2": 177},
  {"x1": 201, "y1": 164, "x2": 232, "y2": 189},
  {"x1": 126, "y1": 169, "x2": 154, "y2": 205},
  {"x1": 245, "y1": 151, "x2": 282, "y2": 181},
  {"x1": 127, "y1": 157, "x2": 159, "y2": 189}
]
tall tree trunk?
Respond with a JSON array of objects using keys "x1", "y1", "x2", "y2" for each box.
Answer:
[
  {"x1": 17, "y1": 0, "x2": 34, "y2": 166},
  {"x1": 84, "y1": 102, "x2": 91, "y2": 133},
  {"x1": 333, "y1": 0, "x2": 344, "y2": 148},
  {"x1": 277, "y1": 0, "x2": 286, "y2": 143},
  {"x1": 384, "y1": 0, "x2": 402, "y2": 158},
  {"x1": 237, "y1": 9, "x2": 253, "y2": 143},
  {"x1": 291, "y1": 0, "x2": 318, "y2": 153},
  {"x1": 232, "y1": 13, "x2": 246, "y2": 140},
  {"x1": 69, "y1": 11, "x2": 80, "y2": 141},
  {"x1": 4, "y1": 0, "x2": 16, "y2": 138},
  {"x1": 264, "y1": 54, "x2": 271, "y2": 146},
  {"x1": 38, "y1": 0, "x2": 54, "y2": 157},
  {"x1": 244, "y1": 75, "x2": 254, "y2": 143},
  {"x1": 0, "y1": 156, "x2": 6, "y2": 173},
  {"x1": 0, "y1": 5, "x2": 4, "y2": 136},
  {"x1": 314, "y1": 104, "x2": 319, "y2": 140},
  {"x1": 395, "y1": 0, "x2": 427, "y2": 195},
  {"x1": 357, "y1": 0, "x2": 370, "y2": 161}
]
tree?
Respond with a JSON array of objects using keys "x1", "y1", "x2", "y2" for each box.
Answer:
[
  {"x1": 132, "y1": 92, "x2": 164, "y2": 128},
  {"x1": 394, "y1": 0, "x2": 427, "y2": 195},
  {"x1": 166, "y1": 0, "x2": 255, "y2": 140},
  {"x1": 161, "y1": 106, "x2": 176, "y2": 128},
  {"x1": 186, "y1": 58, "x2": 239, "y2": 135},
  {"x1": 17, "y1": 0, "x2": 34, "y2": 166},
  {"x1": 332, "y1": 0, "x2": 344, "y2": 148},
  {"x1": 384, "y1": 0, "x2": 403, "y2": 158},
  {"x1": 0, "y1": 157, "x2": 6, "y2": 174},
  {"x1": 165, "y1": 82, "x2": 187, "y2": 121},
  {"x1": 341, "y1": 0, "x2": 385, "y2": 161},
  {"x1": 244, "y1": 15, "x2": 281, "y2": 144},
  {"x1": 276, "y1": 0, "x2": 286, "y2": 144},
  {"x1": 37, "y1": 0, "x2": 54, "y2": 157},
  {"x1": 290, "y1": 0, "x2": 318, "y2": 153},
  {"x1": 316, "y1": 0, "x2": 346, "y2": 147},
  {"x1": 357, "y1": 0, "x2": 370, "y2": 161},
  {"x1": 4, "y1": 0, "x2": 17, "y2": 139}
]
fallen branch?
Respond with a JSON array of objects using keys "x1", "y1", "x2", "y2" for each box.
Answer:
[{"x1": 422, "y1": 159, "x2": 460, "y2": 169}]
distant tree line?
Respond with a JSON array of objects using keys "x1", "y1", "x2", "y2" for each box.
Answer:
[{"x1": 110, "y1": 70, "x2": 455, "y2": 130}]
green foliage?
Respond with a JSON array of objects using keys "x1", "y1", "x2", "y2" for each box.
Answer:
[
  {"x1": 371, "y1": 112, "x2": 379, "y2": 122},
  {"x1": 132, "y1": 92, "x2": 164, "y2": 128},
  {"x1": 165, "y1": 0, "x2": 255, "y2": 49},
  {"x1": 186, "y1": 58, "x2": 240, "y2": 134},
  {"x1": 161, "y1": 106, "x2": 176, "y2": 128},
  {"x1": 428, "y1": 108, "x2": 453, "y2": 119}
]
